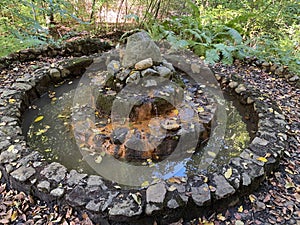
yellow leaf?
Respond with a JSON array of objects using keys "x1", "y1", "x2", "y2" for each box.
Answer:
[
  {"x1": 11, "y1": 210, "x2": 18, "y2": 222},
  {"x1": 224, "y1": 167, "x2": 233, "y2": 179},
  {"x1": 9, "y1": 98, "x2": 16, "y2": 103},
  {"x1": 7, "y1": 145, "x2": 15, "y2": 152},
  {"x1": 203, "y1": 222, "x2": 214, "y2": 225},
  {"x1": 257, "y1": 157, "x2": 268, "y2": 163},
  {"x1": 238, "y1": 205, "x2": 243, "y2": 212},
  {"x1": 141, "y1": 181, "x2": 149, "y2": 188},
  {"x1": 217, "y1": 213, "x2": 226, "y2": 221},
  {"x1": 197, "y1": 107, "x2": 205, "y2": 113},
  {"x1": 249, "y1": 194, "x2": 256, "y2": 203},
  {"x1": 34, "y1": 115, "x2": 44, "y2": 123},
  {"x1": 168, "y1": 177, "x2": 182, "y2": 184}
]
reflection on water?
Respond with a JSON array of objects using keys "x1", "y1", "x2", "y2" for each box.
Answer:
[{"x1": 25, "y1": 83, "x2": 254, "y2": 185}]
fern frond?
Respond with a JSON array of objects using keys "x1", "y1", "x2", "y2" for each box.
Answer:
[{"x1": 205, "y1": 49, "x2": 220, "y2": 64}]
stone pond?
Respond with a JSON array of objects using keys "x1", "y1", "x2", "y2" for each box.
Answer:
[{"x1": 0, "y1": 31, "x2": 288, "y2": 224}]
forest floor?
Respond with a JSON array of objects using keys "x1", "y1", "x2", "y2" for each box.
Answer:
[{"x1": 0, "y1": 37, "x2": 299, "y2": 225}]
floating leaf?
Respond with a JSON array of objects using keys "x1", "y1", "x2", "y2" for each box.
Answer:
[
  {"x1": 131, "y1": 193, "x2": 142, "y2": 205},
  {"x1": 257, "y1": 157, "x2": 268, "y2": 163},
  {"x1": 238, "y1": 205, "x2": 243, "y2": 212},
  {"x1": 95, "y1": 155, "x2": 102, "y2": 164},
  {"x1": 34, "y1": 115, "x2": 44, "y2": 123},
  {"x1": 141, "y1": 181, "x2": 149, "y2": 188},
  {"x1": 224, "y1": 167, "x2": 233, "y2": 179}
]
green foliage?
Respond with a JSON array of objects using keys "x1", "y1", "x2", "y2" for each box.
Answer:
[{"x1": 145, "y1": 0, "x2": 300, "y2": 74}]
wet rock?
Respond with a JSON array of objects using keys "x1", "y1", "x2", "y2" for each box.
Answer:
[
  {"x1": 161, "y1": 119, "x2": 181, "y2": 131},
  {"x1": 50, "y1": 187, "x2": 64, "y2": 197},
  {"x1": 146, "y1": 182, "x2": 167, "y2": 204},
  {"x1": 49, "y1": 68, "x2": 61, "y2": 79},
  {"x1": 235, "y1": 84, "x2": 246, "y2": 94},
  {"x1": 40, "y1": 162, "x2": 67, "y2": 183},
  {"x1": 66, "y1": 169, "x2": 87, "y2": 186},
  {"x1": 111, "y1": 127, "x2": 129, "y2": 144},
  {"x1": 37, "y1": 180, "x2": 51, "y2": 192},
  {"x1": 10, "y1": 166, "x2": 36, "y2": 182},
  {"x1": 213, "y1": 174, "x2": 235, "y2": 199},
  {"x1": 12, "y1": 82, "x2": 32, "y2": 91},
  {"x1": 107, "y1": 60, "x2": 121, "y2": 75},
  {"x1": 125, "y1": 71, "x2": 140, "y2": 84},
  {"x1": 254, "y1": 201, "x2": 266, "y2": 211},
  {"x1": 275, "y1": 66, "x2": 284, "y2": 76},
  {"x1": 135, "y1": 58, "x2": 153, "y2": 70},
  {"x1": 109, "y1": 198, "x2": 142, "y2": 218},
  {"x1": 156, "y1": 66, "x2": 172, "y2": 79},
  {"x1": 191, "y1": 183, "x2": 211, "y2": 206},
  {"x1": 141, "y1": 68, "x2": 159, "y2": 77},
  {"x1": 122, "y1": 31, "x2": 162, "y2": 68}
]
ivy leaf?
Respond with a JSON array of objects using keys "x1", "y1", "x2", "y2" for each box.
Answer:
[{"x1": 34, "y1": 115, "x2": 44, "y2": 123}]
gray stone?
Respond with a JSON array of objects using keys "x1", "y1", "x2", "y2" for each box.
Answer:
[
  {"x1": 86, "y1": 199, "x2": 103, "y2": 212},
  {"x1": 146, "y1": 182, "x2": 167, "y2": 204},
  {"x1": 40, "y1": 162, "x2": 67, "y2": 183},
  {"x1": 162, "y1": 60, "x2": 175, "y2": 72},
  {"x1": 251, "y1": 137, "x2": 269, "y2": 146},
  {"x1": 66, "y1": 186, "x2": 88, "y2": 207},
  {"x1": 10, "y1": 166, "x2": 36, "y2": 182},
  {"x1": 0, "y1": 150, "x2": 18, "y2": 163},
  {"x1": 167, "y1": 199, "x2": 180, "y2": 209},
  {"x1": 247, "y1": 97, "x2": 254, "y2": 104},
  {"x1": 144, "y1": 79, "x2": 158, "y2": 87},
  {"x1": 49, "y1": 68, "x2": 61, "y2": 79},
  {"x1": 229, "y1": 81, "x2": 239, "y2": 89},
  {"x1": 109, "y1": 198, "x2": 142, "y2": 217},
  {"x1": 156, "y1": 66, "x2": 172, "y2": 79},
  {"x1": 135, "y1": 58, "x2": 153, "y2": 70},
  {"x1": 66, "y1": 169, "x2": 87, "y2": 186},
  {"x1": 12, "y1": 82, "x2": 32, "y2": 91},
  {"x1": 213, "y1": 174, "x2": 235, "y2": 199},
  {"x1": 37, "y1": 180, "x2": 51, "y2": 192},
  {"x1": 289, "y1": 75, "x2": 299, "y2": 82},
  {"x1": 235, "y1": 84, "x2": 246, "y2": 94},
  {"x1": 50, "y1": 187, "x2": 64, "y2": 197},
  {"x1": 141, "y1": 68, "x2": 159, "y2": 77},
  {"x1": 145, "y1": 203, "x2": 160, "y2": 215},
  {"x1": 122, "y1": 31, "x2": 162, "y2": 68},
  {"x1": 0, "y1": 140, "x2": 10, "y2": 151},
  {"x1": 107, "y1": 60, "x2": 121, "y2": 75},
  {"x1": 191, "y1": 183, "x2": 210, "y2": 206},
  {"x1": 87, "y1": 175, "x2": 107, "y2": 190},
  {"x1": 125, "y1": 71, "x2": 140, "y2": 84},
  {"x1": 242, "y1": 173, "x2": 251, "y2": 186},
  {"x1": 116, "y1": 69, "x2": 130, "y2": 81}
]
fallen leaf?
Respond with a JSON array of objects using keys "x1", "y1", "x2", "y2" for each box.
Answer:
[
  {"x1": 217, "y1": 213, "x2": 226, "y2": 221},
  {"x1": 235, "y1": 220, "x2": 244, "y2": 225},
  {"x1": 141, "y1": 181, "x2": 149, "y2": 188},
  {"x1": 95, "y1": 155, "x2": 102, "y2": 164},
  {"x1": 257, "y1": 157, "x2": 268, "y2": 163},
  {"x1": 168, "y1": 185, "x2": 177, "y2": 192},
  {"x1": 249, "y1": 194, "x2": 256, "y2": 203},
  {"x1": 224, "y1": 167, "x2": 233, "y2": 179},
  {"x1": 34, "y1": 115, "x2": 44, "y2": 123},
  {"x1": 168, "y1": 177, "x2": 182, "y2": 184},
  {"x1": 238, "y1": 205, "x2": 243, "y2": 212},
  {"x1": 9, "y1": 98, "x2": 16, "y2": 104}
]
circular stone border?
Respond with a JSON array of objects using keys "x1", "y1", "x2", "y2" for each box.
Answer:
[{"x1": 0, "y1": 48, "x2": 288, "y2": 224}]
